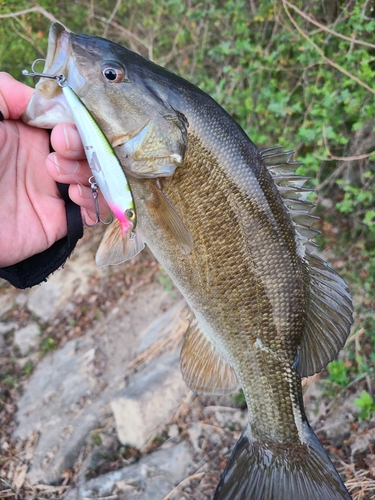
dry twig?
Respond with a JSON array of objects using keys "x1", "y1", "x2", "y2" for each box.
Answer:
[
  {"x1": 0, "y1": 4, "x2": 63, "y2": 26},
  {"x1": 102, "y1": 0, "x2": 122, "y2": 38},
  {"x1": 284, "y1": 1, "x2": 375, "y2": 50},
  {"x1": 281, "y1": 0, "x2": 375, "y2": 95},
  {"x1": 320, "y1": 125, "x2": 375, "y2": 162},
  {"x1": 163, "y1": 472, "x2": 205, "y2": 500}
]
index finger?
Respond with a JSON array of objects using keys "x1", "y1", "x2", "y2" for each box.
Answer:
[{"x1": 0, "y1": 72, "x2": 34, "y2": 120}]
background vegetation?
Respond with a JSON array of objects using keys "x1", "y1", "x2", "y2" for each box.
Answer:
[{"x1": 0, "y1": 0, "x2": 375, "y2": 494}]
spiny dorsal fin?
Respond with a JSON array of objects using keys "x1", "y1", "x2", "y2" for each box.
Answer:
[
  {"x1": 260, "y1": 146, "x2": 302, "y2": 171},
  {"x1": 296, "y1": 252, "x2": 353, "y2": 377},
  {"x1": 260, "y1": 146, "x2": 318, "y2": 252},
  {"x1": 180, "y1": 315, "x2": 239, "y2": 396}
]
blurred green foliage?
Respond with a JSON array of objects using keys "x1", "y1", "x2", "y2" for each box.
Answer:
[
  {"x1": 1, "y1": 0, "x2": 375, "y2": 401},
  {"x1": 327, "y1": 359, "x2": 350, "y2": 387},
  {"x1": 40, "y1": 335, "x2": 56, "y2": 356},
  {"x1": 354, "y1": 390, "x2": 375, "y2": 420}
]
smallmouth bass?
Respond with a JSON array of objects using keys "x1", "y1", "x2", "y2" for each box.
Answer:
[{"x1": 23, "y1": 23, "x2": 354, "y2": 499}]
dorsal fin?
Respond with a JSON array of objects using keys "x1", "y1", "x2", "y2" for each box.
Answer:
[
  {"x1": 261, "y1": 146, "x2": 353, "y2": 375},
  {"x1": 297, "y1": 252, "x2": 353, "y2": 376},
  {"x1": 260, "y1": 146, "x2": 318, "y2": 254},
  {"x1": 180, "y1": 314, "x2": 239, "y2": 396},
  {"x1": 260, "y1": 146, "x2": 302, "y2": 171}
]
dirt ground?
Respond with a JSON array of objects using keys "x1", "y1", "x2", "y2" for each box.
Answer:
[{"x1": 0, "y1": 230, "x2": 375, "y2": 499}]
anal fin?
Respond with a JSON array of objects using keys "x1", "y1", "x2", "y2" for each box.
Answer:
[{"x1": 180, "y1": 316, "x2": 239, "y2": 396}]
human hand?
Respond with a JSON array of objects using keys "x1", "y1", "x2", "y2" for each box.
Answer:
[{"x1": 0, "y1": 72, "x2": 110, "y2": 267}]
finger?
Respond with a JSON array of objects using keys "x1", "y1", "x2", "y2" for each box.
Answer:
[
  {"x1": 46, "y1": 153, "x2": 92, "y2": 186},
  {"x1": 50, "y1": 123, "x2": 85, "y2": 159},
  {"x1": 0, "y1": 73, "x2": 34, "y2": 120},
  {"x1": 69, "y1": 183, "x2": 111, "y2": 224}
]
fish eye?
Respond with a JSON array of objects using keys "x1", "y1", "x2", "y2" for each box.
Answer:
[
  {"x1": 101, "y1": 62, "x2": 126, "y2": 83},
  {"x1": 126, "y1": 209, "x2": 135, "y2": 221}
]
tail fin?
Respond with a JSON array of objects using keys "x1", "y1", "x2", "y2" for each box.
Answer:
[{"x1": 214, "y1": 422, "x2": 351, "y2": 500}]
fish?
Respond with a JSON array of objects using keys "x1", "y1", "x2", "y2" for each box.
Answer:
[{"x1": 23, "y1": 23, "x2": 354, "y2": 499}]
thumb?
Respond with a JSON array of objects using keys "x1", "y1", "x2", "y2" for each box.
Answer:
[{"x1": 0, "y1": 72, "x2": 34, "y2": 120}]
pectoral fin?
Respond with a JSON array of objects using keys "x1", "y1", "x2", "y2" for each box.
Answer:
[
  {"x1": 95, "y1": 219, "x2": 145, "y2": 267},
  {"x1": 146, "y1": 183, "x2": 194, "y2": 255},
  {"x1": 180, "y1": 316, "x2": 239, "y2": 396}
]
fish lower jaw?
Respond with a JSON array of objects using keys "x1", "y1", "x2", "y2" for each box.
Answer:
[{"x1": 22, "y1": 95, "x2": 74, "y2": 128}]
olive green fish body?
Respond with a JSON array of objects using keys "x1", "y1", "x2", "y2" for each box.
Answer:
[{"x1": 23, "y1": 24, "x2": 354, "y2": 499}]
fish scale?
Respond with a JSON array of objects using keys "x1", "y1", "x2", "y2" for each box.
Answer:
[{"x1": 23, "y1": 23, "x2": 354, "y2": 499}]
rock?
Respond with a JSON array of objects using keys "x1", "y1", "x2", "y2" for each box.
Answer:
[
  {"x1": 0, "y1": 322, "x2": 18, "y2": 335},
  {"x1": 187, "y1": 422, "x2": 203, "y2": 454},
  {"x1": 14, "y1": 323, "x2": 40, "y2": 356},
  {"x1": 0, "y1": 321, "x2": 18, "y2": 354},
  {"x1": 13, "y1": 284, "x2": 186, "y2": 484},
  {"x1": 15, "y1": 292, "x2": 28, "y2": 306},
  {"x1": 0, "y1": 293, "x2": 15, "y2": 317},
  {"x1": 168, "y1": 424, "x2": 180, "y2": 439},
  {"x1": 64, "y1": 441, "x2": 194, "y2": 500},
  {"x1": 27, "y1": 279, "x2": 64, "y2": 322},
  {"x1": 26, "y1": 236, "x2": 108, "y2": 322},
  {"x1": 350, "y1": 427, "x2": 375, "y2": 456},
  {"x1": 111, "y1": 349, "x2": 187, "y2": 448}
]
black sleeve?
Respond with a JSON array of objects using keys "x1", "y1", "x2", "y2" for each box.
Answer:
[{"x1": 0, "y1": 182, "x2": 83, "y2": 289}]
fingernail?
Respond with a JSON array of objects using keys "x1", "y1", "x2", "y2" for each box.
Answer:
[
  {"x1": 52, "y1": 154, "x2": 79, "y2": 174},
  {"x1": 63, "y1": 160, "x2": 80, "y2": 174},
  {"x1": 63, "y1": 124, "x2": 82, "y2": 152},
  {"x1": 52, "y1": 153, "x2": 61, "y2": 174}
]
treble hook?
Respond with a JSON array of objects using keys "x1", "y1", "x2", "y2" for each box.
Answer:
[
  {"x1": 83, "y1": 176, "x2": 113, "y2": 227},
  {"x1": 22, "y1": 59, "x2": 67, "y2": 87}
]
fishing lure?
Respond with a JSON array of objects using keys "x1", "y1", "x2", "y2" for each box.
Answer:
[{"x1": 23, "y1": 62, "x2": 143, "y2": 266}]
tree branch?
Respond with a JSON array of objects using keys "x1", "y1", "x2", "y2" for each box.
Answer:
[
  {"x1": 284, "y1": 0, "x2": 375, "y2": 51},
  {"x1": 281, "y1": 0, "x2": 375, "y2": 95},
  {"x1": 0, "y1": 4, "x2": 65, "y2": 28}
]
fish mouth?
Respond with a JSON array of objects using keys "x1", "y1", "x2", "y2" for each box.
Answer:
[{"x1": 22, "y1": 23, "x2": 85, "y2": 128}]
